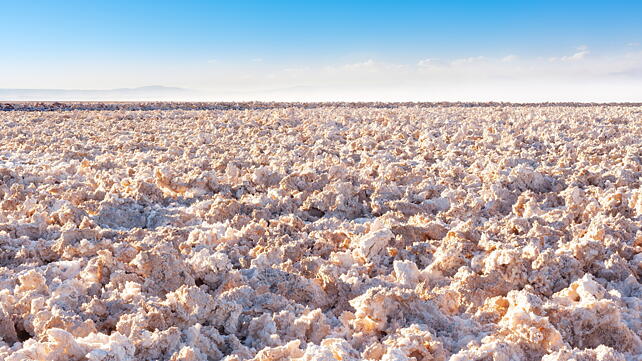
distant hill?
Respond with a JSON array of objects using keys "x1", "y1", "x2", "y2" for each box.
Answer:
[{"x1": 0, "y1": 86, "x2": 199, "y2": 101}]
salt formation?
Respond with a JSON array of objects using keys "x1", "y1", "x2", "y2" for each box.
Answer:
[{"x1": 0, "y1": 102, "x2": 641, "y2": 360}]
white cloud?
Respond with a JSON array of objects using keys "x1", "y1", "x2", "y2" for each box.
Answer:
[
  {"x1": 417, "y1": 58, "x2": 437, "y2": 67},
  {"x1": 342, "y1": 59, "x2": 376, "y2": 71},
  {"x1": 7, "y1": 46, "x2": 641, "y2": 102},
  {"x1": 560, "y1": 46, "x2": 590, "y2": 61},
  {"x1": 450, "y1": 56, "x2": 486, "y2": 66},
  {"x1": 501, "y1": 54, "x2": 518, "y2": 63},
  {"x1": 320, "y1": 59, "x2": 409, "y2": 77},
  {"x1": 237, "y1": 48, "x2": 642, "y2": 101},
  {"x1": 282, "y1": 66, "x2": 311, "y2": 73},
  {"x1": 560, "y1": 51, "x2": 588, "y2": 61}
]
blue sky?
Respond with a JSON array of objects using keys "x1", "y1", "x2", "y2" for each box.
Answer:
[{"x1": 1, "y1": 0, "x2": 642, "y2": 101}]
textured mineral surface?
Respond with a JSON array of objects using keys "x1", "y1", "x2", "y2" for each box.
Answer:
[{"x1": 1, "y1": 102, "x2": 641, "y2": 360}]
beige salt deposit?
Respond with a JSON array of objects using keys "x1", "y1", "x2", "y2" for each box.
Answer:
[{"x1": 0, "y1": 102, "x2": 641, "y2": 360}]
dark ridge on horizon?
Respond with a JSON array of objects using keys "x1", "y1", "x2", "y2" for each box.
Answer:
[
  {"x1": 0, "y1": 86, "x2": 196, "y2": 102},
  {"x1": 1, "y1": 101, "x2": 642, "y2": 112},
  {"x1": 0, "y1": 85, "x2": 188, "y2": 93}
]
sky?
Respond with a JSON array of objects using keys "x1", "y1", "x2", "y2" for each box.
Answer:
[{"x1": 1, "y1": 0, "x2": 642, "y2": 101}]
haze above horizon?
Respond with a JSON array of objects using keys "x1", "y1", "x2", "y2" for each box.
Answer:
[{"x1": 2, "y1": 0, "x2": 642, "y2": 101}]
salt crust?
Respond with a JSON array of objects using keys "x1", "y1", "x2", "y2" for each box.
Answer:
[{"x1": 0, "y1": 104, "x2": 641, "y2": 360}]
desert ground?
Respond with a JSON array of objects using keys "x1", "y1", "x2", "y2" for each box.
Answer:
[{"x1": 1, "y1": 103, "x2": 641, "y2": 361}]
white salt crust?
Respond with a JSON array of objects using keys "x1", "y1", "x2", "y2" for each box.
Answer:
[{"x1": 0, "y1": 104, "x2": 641, "y2": 360}]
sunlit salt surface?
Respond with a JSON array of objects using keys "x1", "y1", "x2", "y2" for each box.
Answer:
[{"x1": 1, "y1": 103, "x2": 641, "y2": 360}]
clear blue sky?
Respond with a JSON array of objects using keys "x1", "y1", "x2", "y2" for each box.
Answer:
[{"x1": 1, "y1": 0, "x2": 642, "y2": 101}]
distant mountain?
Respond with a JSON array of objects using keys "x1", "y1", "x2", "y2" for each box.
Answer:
[
  {"x1": 0, "y1": 86, "x2": 199, "y2": 101},
  {"x1": 0, "y1": 85, "x2": 343, "y2": 102}
]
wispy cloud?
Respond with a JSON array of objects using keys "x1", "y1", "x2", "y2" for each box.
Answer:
[
  {"x1": 342, "y1": 59, "x2": 377, "y2": 71},
  {"x1": 559, "y1": 45, "x2": 590, "y2": 61},
  {"x1": 8, "y1": 46, "x2": 640, "y2": 102},
  {"x1": 451, "y1": 56, "x2": 486, "y2": 66},
  {"x1": 501, "y1": 54, "x2": 518, "y2": 63},
  {"x1": 209, "y1": 46, "x2": 642, "y2": 101},
  {"x1": 417, "y1": 58, "x2": 439, "y2": 67}
]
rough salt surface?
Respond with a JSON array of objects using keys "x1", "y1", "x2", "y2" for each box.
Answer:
[{"x1": 0, "y1": 103, "x2": 641, "y2": 360}]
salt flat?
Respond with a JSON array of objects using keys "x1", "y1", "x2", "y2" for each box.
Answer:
[{"x1": 1, "y1": 103, "x2": 641, "y2": 360}]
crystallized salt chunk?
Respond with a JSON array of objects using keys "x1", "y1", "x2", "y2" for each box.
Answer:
[
  {"x1": 187, "y1": 248, "x2": 232, "y2": 275},
  {"x1": 356, "y1": 228, "x2": 394, "y2": 262},
  {"x1": 393, "y1": 260, "x2": 420, "y2": 287}
]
